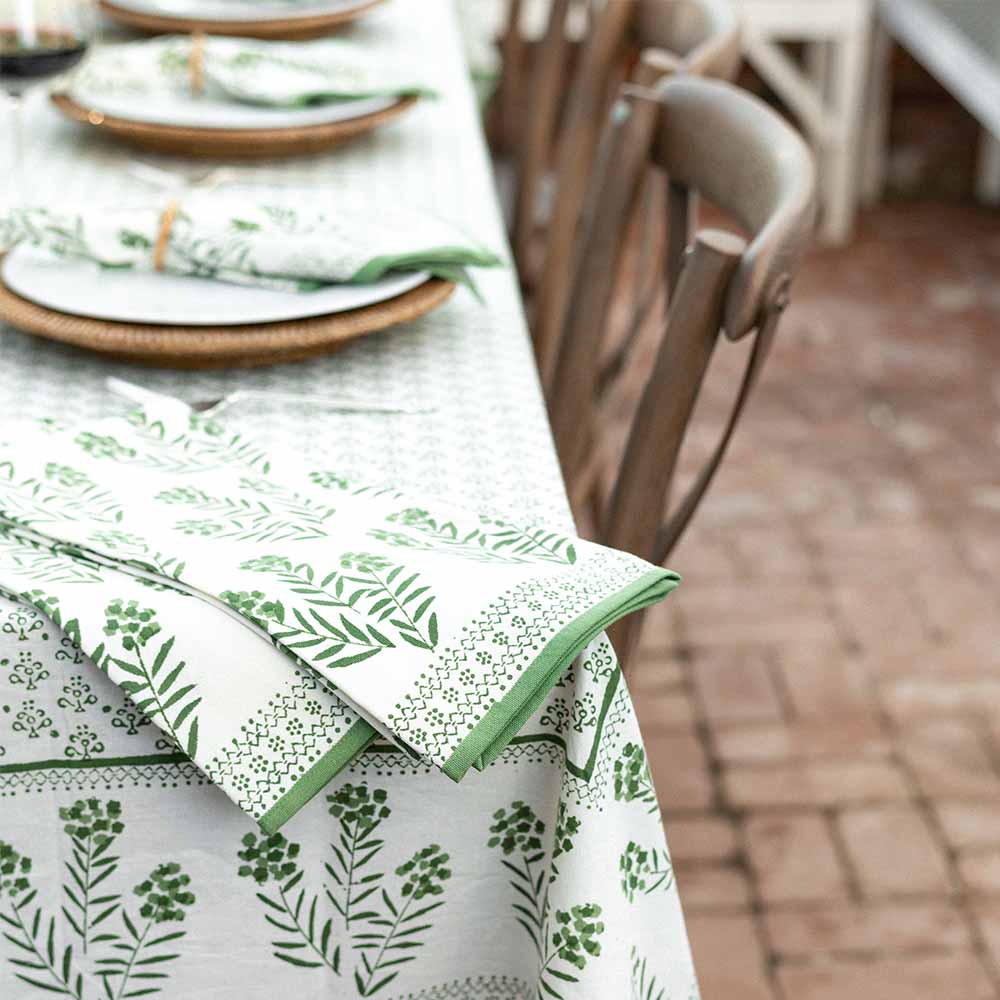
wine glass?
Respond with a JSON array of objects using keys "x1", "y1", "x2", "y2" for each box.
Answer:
[{"x1": 0, "y1": 0, "x2": 97, "y2": 203}]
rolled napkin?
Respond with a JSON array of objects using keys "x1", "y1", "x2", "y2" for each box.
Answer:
[
  {"x1": 0, "y1": 192, "x2": 502, "y2": 292},
  {"x1": 69, "y1": 34, "x2": 436, "y2": 109},
  {"x1": 0, "y1": 397, "x2": 679, "y2": 830}
]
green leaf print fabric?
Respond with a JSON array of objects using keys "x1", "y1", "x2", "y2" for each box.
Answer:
[
  {"x1": 0, "y1": 195, "x2": 502, "y2": 293},
  {"x1": 0, "y1": 397, "x2": 678, "y2": 833},
  {"x1": 70, "y1": 34, "x2": 437, "y2": 108}
]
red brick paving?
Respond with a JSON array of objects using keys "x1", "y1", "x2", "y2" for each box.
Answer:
[{"x1": 628, "y1": 202, "x2": 1000, "y2": 999}]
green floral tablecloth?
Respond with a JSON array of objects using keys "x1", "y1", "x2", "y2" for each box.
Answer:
[{"x1": 0, "y1": 2, "x2": 701, "y2": 998}]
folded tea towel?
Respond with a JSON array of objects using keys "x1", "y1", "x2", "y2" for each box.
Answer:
[{"x1": 0, "y1": 399, "x2": 678, "y2": 830}]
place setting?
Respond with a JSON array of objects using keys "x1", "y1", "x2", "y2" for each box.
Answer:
[
  {"x1": 0, "y1": 190, "x2": 501, "y2": 366},
  {"x1": 51, "y1": 27, "x2": 435, "y2": 157},
  {"x1": 0, "y1": 0, "x2": 497, "y2": 369}
]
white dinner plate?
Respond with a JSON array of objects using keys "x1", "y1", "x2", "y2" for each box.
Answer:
[
  {"x1": 76, "y1": 89, "x2": 397, "y2": 130},
  {"x1": 106, "y1": 0, "x2": 376, "y2": 24},
  {"x1": 2, "y1": 248, "x2": 429, "y2": 328}
]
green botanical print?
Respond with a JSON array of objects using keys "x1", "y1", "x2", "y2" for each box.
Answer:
[
  {"x1": 0, "y1": 460, "x2": 124, "y2": 529},
  {"x1": 222, "y1": 584, "x2": 395, "y2": 670},
  {"x1": 613, "y1": 743, "x2": 658, "y2": 813},
  {"x1": 64, "y1": 724, "x2": 106, "y2": 761},
  {"x1": 90, "y1": 601, "x2": 200, "y2": 757},
  {"x1": 75, "y1": 434, "x2": 136, "y2": 464},
  {"x1": 20, "y1": 591, "x2": 82, "y2": 648},
  {"x1": 58, "y1": 676, "x2": 99, "y2": 714},
  {"x1": 226, "y1": 553, "x2": 439, "y2": 668},
  {"x1": 98, "y1": 862, "x2": 195, "y2": 999},
  {"x1": 2, "y1": 603, "x2": 48, "y2": 642},
  {"x1": 0, "y1": 529, "x2": 103, "y2": 585},
  {"x1": 237, "y1": 784, "x2": 452, "y2": 995},
  {"x1": 155, "y1": 483, "x2": 335, "y2": 544},
  {"x1": 326, "y1": 784, "x2": 392, "y2": 928},
  {"x1": 619, "y1": 842, "x2": 672, "y2": 904},
  {"x1": 12, "y1": 699, "x2": 57, "y2": 739},
  {"x1": 308, "y1": 471, "x2": 350, "y2": 491},
  {"x1": 353, "y1": 844, "x2": 451, "y2": 997},
  {"x1": 0, "y1": 801, "x2": 197, "y2": 1000},
  {"x1": 338, "y1": 554, "x2": 438, "y2": 652},
  {"x1": 371, "y1": 508, "x2": 577, "y2": 566},
  {"x1": 630, "y1": 947, "x2": 666, "y2": 1000},
  {"x1": 0, "y1": 839, "x2": 85, "y2": 999},
  {"x1": 5, "y1": 650, "x2": 50, "y2": 691},
  {"x1": 124, "y1": 409, "x2": 271, "y2": 475},
  {"x1": 237, "y1": 831, "x2": 342, "y2": 972},
  {"x1": 487, "y1": 800, "x2": 603, "y2": 999},
  {"x1": 60, "y1": 800, "x2": 124, "y2": 953}
]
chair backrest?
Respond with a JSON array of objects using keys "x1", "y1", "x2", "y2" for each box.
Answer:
[
  {"x1": 545, "y1": 75, "x2": 815, "y2": 666},
  {"x1": 531, "y1": 0, "x2": 742, "y2": 379},
  {"x1": 488, "y1": 0, "x2": 591, "y2": 267},
  {"x1": 509, "y1": 0, "x2": 586, "y2": 269}
]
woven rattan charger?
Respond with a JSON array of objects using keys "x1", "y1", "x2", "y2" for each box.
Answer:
[
  {"x1": 50, "y1": 92, "x2": 418, "y2": 159},
  {"x1": 98, "y1": 0, "x2": 388, "y2": 40},
  {"x1": 0, "y1": 264, "x2": 455, "y2": 369}
]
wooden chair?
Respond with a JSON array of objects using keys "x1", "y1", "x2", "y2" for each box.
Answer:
[
  {"x1": 532, "y1": 0, "x2": 742, "y2": 381},
  {"x1": 488, "y1": 0, "x2": 590, "y2": 264},
  {"x1": 546, "y1": 74, "x2": 816, "y2": 670}
]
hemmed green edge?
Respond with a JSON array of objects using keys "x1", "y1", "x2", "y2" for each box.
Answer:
[
  {"x1": 257, "y1": 718, "x2": 378, "y2": 834},
  {"x1": 440, "y1": 568, "x2": 680, "y2": 782}
]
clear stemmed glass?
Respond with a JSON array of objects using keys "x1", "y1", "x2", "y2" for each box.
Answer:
[{"x1": 1, "y1": 0, "x2": 97, "y2": 204}]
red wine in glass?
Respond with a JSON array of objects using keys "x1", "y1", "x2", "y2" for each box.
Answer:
[{"x1": 0, "y1": 25, "x2": 89, "y2": 95}]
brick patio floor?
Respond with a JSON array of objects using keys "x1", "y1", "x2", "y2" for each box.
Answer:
[{"x1": 629, "y1": 201, "x2": 1000, "y2": 1000}]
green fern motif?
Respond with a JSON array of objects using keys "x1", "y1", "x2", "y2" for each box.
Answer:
[
  {"x1": 59, "y1": 801, "x2": 125, "y2": 955},
  {"x1": 0, "y1": 530, "x2": 103, "y2": 585},
  {"x1": 338, "y1": 554, "x2": 438, "y2": 652},
  {"x1": 630, "y1": 946, "x2": 666, "y2": 1000},
  {"x1": 94, "y1": 862, "x2": 195, "y2": 999},
  {"x1": 0, "y1": 461, "x2": 124, "y2": 528},
  {"x1": 236, "y1": 785, "x2": 450, "y2": 993},
  {"x1": 371, "y1": 508, "x2": 577, "y2": 566},
  {"x1": 125, "y1": 410, "x2": 272, "y2": 475},
  {"x1": 155, "y1": 483, "x2": 335, "y2": 544},
  {"x1": 0, "y1": 802, "x2": 197, "y2": 1000},
  {"x1": 237, "y1": 833, "x2": 341, "y2": 973},
  {"x1": 325, "y1": 784, "x2": 391, "y2": 929},
  {"x1": 351, "y1": 845, "x2": 451, "y2": 997},
  {"x1": 487, "y1": 800, "x2": 603, "y2": 1000},
  {"x1": 230, "y1": 553, "x2": 439, "y2": 668},
  {"x1": 91, "y1": 601, "x2": 200, "y2": 758}
]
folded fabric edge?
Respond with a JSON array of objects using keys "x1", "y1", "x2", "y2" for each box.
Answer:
[
  {"x1": 258, "y1": 719, "x2": 379, "y2": 835},
  {"x1": 440, "y1": 568, "x2": 681, "y2": 782}
]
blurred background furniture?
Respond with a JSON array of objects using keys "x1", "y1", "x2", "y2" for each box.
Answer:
[
  {"x1": 733, "y1": 0, "x2": 872, "y2": 245},
  {"x1": 869, "y1": 0, "x2": 1000, "y2": 204},
  {"x1": 546, "y1": 73, "x2": 815, "y2": 669},
  {"x1": 532, "y1": 0, "x2": 742, "y2": 380}
]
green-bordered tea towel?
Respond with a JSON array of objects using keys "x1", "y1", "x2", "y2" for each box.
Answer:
[
  {"x1": 71, "y1": 35, "x2": 436, "y2": 109},
  {"x1": 0, "y1": 399, "x2": 678, "y2": 831},
  {"x1": 0, "y1": 194, "x2": 502, "y2": 293}
]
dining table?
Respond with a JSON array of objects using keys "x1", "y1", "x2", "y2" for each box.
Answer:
[{"x1": 0, "y1": 2, "x2": 698, "y2": 998}]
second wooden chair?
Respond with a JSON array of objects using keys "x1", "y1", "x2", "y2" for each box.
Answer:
[{"x1": 546, "y1": 74, "x2": 816, "y2": 669}]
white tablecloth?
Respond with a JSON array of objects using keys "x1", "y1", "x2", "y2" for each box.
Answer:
[{"x1": 0, "y1": 3, "x2": 699, "y2": 997}]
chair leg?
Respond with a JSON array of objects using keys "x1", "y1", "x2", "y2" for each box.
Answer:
[
  {"x1": 820, "y1": 24, "x2": 870, "y2": 244},
  {"x1": 860, "y1": 19, "x2": 892, "y2": 205}
]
